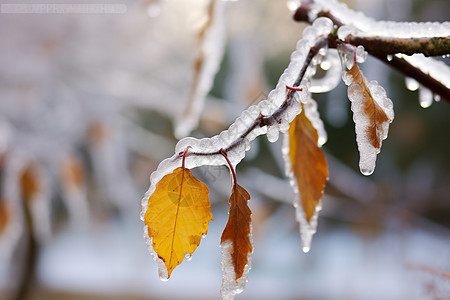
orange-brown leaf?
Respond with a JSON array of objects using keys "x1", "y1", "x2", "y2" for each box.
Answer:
[
  {"x1": 144, "y1": 167, "x2": 213, "y2": 278},
  {"x1": 220, "y1": 184, "x2": 252, "y2": 280},
  {"x1": 347, "y1": 64, "x2": 391, "y2": 149},
  {"x1": 288, "y1": 105, "x2": 328, "y2": 223}
]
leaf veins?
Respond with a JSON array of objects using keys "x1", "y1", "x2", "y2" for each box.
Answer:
[
  {"x1": 144, "y1": 167, "x2": 213, "y2": 278},
  {"x1": 288, "y1": 104, "x2": 328, "y2": 223},
  {"x1": 221, "y1": 183, "x2": 252, "y2": 280}
]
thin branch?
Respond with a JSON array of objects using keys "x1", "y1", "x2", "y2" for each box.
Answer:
[
  {"x1": 347, "y1": 35, "x2": 450, "y2": 57},
  {"x1": 190, "y1": 38, "x2": 328, "y2": 158},
  {"x1": 372, "y1": 53, "x2": 450, "y2": 101},
  {"x1": 293, "y1": 4, "x2": 450, "y2": 103}
]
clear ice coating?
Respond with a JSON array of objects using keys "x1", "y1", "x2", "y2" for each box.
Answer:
[
  {"x1": 311, "y1": 0, "x2": 450, "y2": 38},
  {"x1": 396, "y1": 54, "x2": 450, "y2": 90},
  {"x1": 309, "y1": 50, "x2": 342, "y2": 93},
  {"x1": 296, "y1": 201, "x2": 321, "y2": 253},
  {"x1": 220, "y1": 228, "x2": 253, "y2": 300}
]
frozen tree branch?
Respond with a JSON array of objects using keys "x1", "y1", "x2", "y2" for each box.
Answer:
[
  {"x1": 344, "y1": 36, "x2": 450, "y2": 57},
  {"x1": 189, "y1": 37, "x2": 328, "y2": 158},
  {"x1": 372, "y1": 53, "x2": 450, "y2": 101},
  {"x1": 293, "y1": 3, "x2": 450, "y2": 103}
]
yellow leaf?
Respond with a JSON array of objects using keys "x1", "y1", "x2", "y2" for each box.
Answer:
[
  {"x1": 144, "y1": 167, "x2": 213, "y2": 278},
  {"x1": 221, "y1": 183, "x2": 252, "y2": 280},
  {"x1": 288, "y1": 105, "x2": 328, "y2": 223}
]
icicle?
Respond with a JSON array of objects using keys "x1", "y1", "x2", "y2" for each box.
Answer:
[
  {"x1": 220, "y1": 226, "x2": 253, "y2": 300},
  {"x1": 418, "y1": 86, "x2": 433, "y2": 108},
  {"x1": 296, "y1": 200, "x2": 321, "y2": 253}
]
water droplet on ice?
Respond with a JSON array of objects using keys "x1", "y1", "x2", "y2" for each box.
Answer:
[
  {"x1": 434, "y1": 94, "x2": 441, "y2": 102},
  {"x1": 202, "y1": 234, "x2": 207, "y2": 239},
  {"x1": 302, "y1": 246, "x2": 310, "y2": 253},
  {"x1": 419, "y1": 87, "x2": 433, "y2": 108},
  {"x1": 405, "y1": 77, "x2": 419, "y2": 91},
  {"x1": 185, "y1": 253, "x2": 192, "y2": 261},
  {"x1": 320, "y1": 60, "x2": 331, "y2": 70},
  {"x1": 386, "y1": 55, "x2": 393, "y2": 61},
  {"x1": 360, "y1": 166, "x2": 374, "y2": 176},
  {"x1": 318, "y1": 136, "x2": 326, "y2": 146}
]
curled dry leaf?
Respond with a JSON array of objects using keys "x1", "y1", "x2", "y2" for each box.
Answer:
[
  {"x1": 344, "y1": 63, "x2": 394, "y2": 175},
  {"x1": 221, "y1": 183, "x2": 252, "y2": 279},
  {"x1": 144, "y1": 166, "x2": 213, "y2": 278},
  {"x1": 220, "y1": 183, "x2": 252, "y2": 299},
  {"x1": 288, "y1": 104, "x2": 328, "y2": 223}
]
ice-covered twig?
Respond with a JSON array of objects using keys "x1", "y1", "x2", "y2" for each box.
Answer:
[
  {"x1": 344, "y1": 35, "x2": 450, "y2": 57},
  {"x1": 293, "y1": 0, "x2": 450, "y2": 103},
  {"x1": 372, "y1": 53, "x2": 450, "y2": 102}
]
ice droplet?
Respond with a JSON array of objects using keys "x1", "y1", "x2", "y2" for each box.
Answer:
[
  {"x1": 302, "y1": 246, "x2": 310, "y2": 253},
  {"x1": 355, "y1": 45, "x2": 367, "y2": 63},
  {"x1": 405, "y1": 77, "x2": 419, "y2": 91},
  {"x1": 312, "y1": 17, "x2": 334, "y2": 37},
  {"x1": 320, "y1": 60, "x2": 331, "y2": 70},
  {"x1": 318, "y1": 136, "x2": 326, "y2": 146},
  {"x1": 337, "y1": 25, "x2": 355, "y2": 40},
  {"x1": 434, "y1": 94, "x2": 441, "y2": 102},
  {"x1": 419, "y1": 86, "x2": 433, "y2": 108},
  {"x1": 266, "y1": 124, "x2": 280, "y2": 143}
]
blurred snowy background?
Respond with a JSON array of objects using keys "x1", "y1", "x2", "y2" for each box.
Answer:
[{"x1": 0, "y1": 0, "x2": 449, "y2": 299}]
